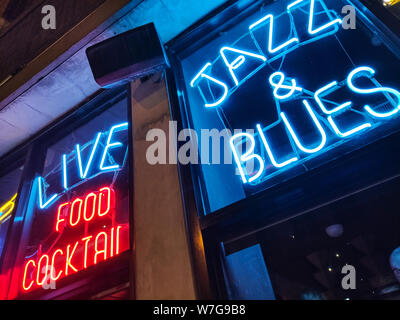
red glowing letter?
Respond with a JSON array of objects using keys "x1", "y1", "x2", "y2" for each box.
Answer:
[
  {"x1": 50, "y1": 249, "x2": 64, "y2": 281},
  {"x1": 84, "y1": 193, "x2": 97, "y2": 222},
  {"x1": 94, "y1": 232, "x2": 107, "y2": 264},
  {"x1": 98, "y1": 187, "x2": 113, "y2": 217},
  {"x1": 82, "y1": 236, "x2": 92, "y2": 269},
  {"x1": 65, "y1": 242, "x2": 79, "y2": 275},
  {"x1": 116, "y1": 226, "x2": 122, "y2": 255},
  {"x1": 36, "y1": 254, "x2": 50, "y2": 286},
  {"x1": 70, "y1": 198, "x2": 83, "y2": 227},
  {"x1": 56, "y1": 202, "x2": 69, "y2": 232},
  {"x1": 22, "y1": 260, "x2": 36, "y2": 291}
]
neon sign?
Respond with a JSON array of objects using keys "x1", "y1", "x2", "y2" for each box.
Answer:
[
  {"x1": 0, "y1": 194, "x2": 17, "y2": 224},
  {"x1": 37, "y1": 122, "x2": 128, "y2": 209},
  {"x1": 20, "y1": 120, "x2": 130, "y2": 294},
  {"x1": 22, "y1": 185, "x2": 128, "y2": 292},
  {"x1": 187, "y1": 0, "x2": 400, "y2": 186}
]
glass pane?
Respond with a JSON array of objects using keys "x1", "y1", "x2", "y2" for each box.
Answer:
[
  {"x1": 223, "y1": 177, "x2": 400, "y2": 300},
  {"x1": 0, "y1": 166, "x2": 23, "y2": 257},
  {"x1": 20, "y1": 98, "x2": 130, "y2": 295},
  {"x1": 178, "y1": 0, "x2": 400, "y2": 215}
]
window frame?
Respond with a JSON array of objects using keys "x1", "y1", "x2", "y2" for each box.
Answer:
[
  {"x1": 166, "y1": 0, "x2": 400, "y2": 299},
  {"x1": 0, "y1": 84, "x2": 135, "y2": 300}
]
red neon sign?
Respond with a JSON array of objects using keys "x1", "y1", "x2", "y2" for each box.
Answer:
[
  {"x1": 21, "y1": 186, "x2": 128, "y2": 293},
  {"x1": 55, "y1": 187, "x2": 115, "y2": 232}
]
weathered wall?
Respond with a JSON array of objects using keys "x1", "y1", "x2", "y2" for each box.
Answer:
[{"x1": 131, "y1": 75, "x2": 196, "y2": 299}]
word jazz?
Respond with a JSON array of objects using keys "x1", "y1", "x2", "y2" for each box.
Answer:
[
  {"x1": 37, "y1": 122, "x2": 128, "y2": 210},
  {"x1": 190, "y1": 0, "x2": 344, "y2": 108},
  {"x1": 22, "y1": 186, "x2": 124, "y2": 292}
]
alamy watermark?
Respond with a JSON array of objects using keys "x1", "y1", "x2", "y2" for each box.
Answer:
[{"x1": 41, "y1": 5, "x2": 56, "y2": 30}]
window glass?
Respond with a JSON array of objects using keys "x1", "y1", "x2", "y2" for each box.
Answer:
[
  {"x1": 178, "y1": 0, "x2": 400, "y2": 214},
  {"x1": 0, "y1": 167, "x2": 23, "y2": 257},
  {"x1": 222, "y1": 177, "x2": 400, "y2": 300},
  {"x1": 20, "y1": 98, "x2": 130, "y2": 295}
]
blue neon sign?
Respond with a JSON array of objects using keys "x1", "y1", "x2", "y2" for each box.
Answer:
[
  {"x1": 180, "y1": 0, "x2": 400, "y2": 212},
  {"x1": 37, "y1": 122, "x2": 129, "y2": 209}
]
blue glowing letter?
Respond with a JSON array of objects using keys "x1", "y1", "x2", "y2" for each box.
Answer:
[
  {"x1": 308, "y1": 0, "x2": 342, "y2": 35},
  {"x1": 37, "y1": 177, "x2": 58, "y2": 209},
  {"x1": 62, "y1": 154, "x2": 68, "y2": 190},
  {"x1": 327, "y1": 116, "x2": 371, "y2": 138},
  {"x1": 256, "y1": 124, "x2": 298, "y2": 168},
  {"x1": 190, "y1": 62, "x2": 229, "y2": 108},
  {"x1": 76, "y1": 132, "x2": 102, "y2": 179},
  {"x1": 269, "y1": 72, "x2": 303, "y2": 100},
  {"x1": 220, "y1": 47, "x2": 267, "y2": 86},
  {"x1": 249, "y1": 14, "x2": 299, "y2": 54},
  {"x1": 230, "y1": 133, "x2": 265, "y2": 184},
  {"x1": 281, "y1": 100, "x2": 327, "y2": 153},
  {"x1": 347, "y1": 66, "x2": 400, "y2": 118},
  {"x1": 99, "y1": 123, "x2": 129, "y2": 172},
  {"x1": 287, "y1": 0, "x2": 342, "y2": 35},
  {"x1": 315, "y1": 81, "x2": 352, "y2": 114}
]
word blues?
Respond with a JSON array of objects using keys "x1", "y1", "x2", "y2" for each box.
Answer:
[{"x1": 230, "y1": 66, "x2": 400, "y2": 184}]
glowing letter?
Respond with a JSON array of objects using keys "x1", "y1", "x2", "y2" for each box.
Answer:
[
  {"x1": 256, "y1": 125, "x2": 298, "y2": 168},
  {"x1": 83, "y1": 193, "x2": 97, "y2": 222},
  {"x1": 230, "y1": 133, "x2": 265, "y2": 184},
  {"x1": 220, "y1": 47, "x2": 267, "y2": 86},
  {"x1": 281, "y1": 100, "x2": 327, "y2": 153},
  {"x1": 94, "y1": 232, "x2": 108, "y2": 264},
  {"x1": 69, "y1": 198, "x2": 83, "y2": 227},
  {"x1": 50, "y1": 249, "x2": 64, "y2": 281},
  {"x1": 315, "y1": 81, "x2": 352, "y2": 114},
  {"x1": 190, "y1": 63, "x2": 229, "y2": 108},
  {"x1": 308, "y1": 0, "x2": 342, "y2": 35},
  {"x1": 22, "y1": 260, "x2": 36, "y2": 291},
  {"x1": 82, "y1": 236, "x2": 92, "y2": 269},
  {"x1": 36, "y1": 254, "x2": 50, "y2": 286},
  {"x1": 76, "y1": 132, "x2": 102, "y2": 179},
  {"x1": 347, "y1": 66, "x2": 400, "y2": 118},
  {"x1": 0, "y1": 193, "x2": 17, "y2": 224},
  {"x1": 98, "y1": 187, "x2": 113, "y2": 217},
  {"x1": 287, "y1": 0, "x2": 342, "y2": 35},
  {"x1": 249, "y1": 14, "x2": 299, "y2": 54},
  {"x1": 269, "y1": 72, "x2": 303, "y2": 100},
  {"x1": 116, "y1": 226, "x2": 122, "y2": 255},
  {"x1": 65, "y1": 242, "x2": 79, "y2": 275},
  {"x1": 55, "y1": 202, "x2": 68, "y2": 232},
  {"x1": 62, "y1": 154, "x2": 68, "y2": 190},
  {"x1": 100, "y1": 123, "x2": 128, "y2": 171},
  {"x1": 37, "y1": 177, "x2": 58, "y2": 210},
  {"x1": 327, "y1": 116, "x2": 371, "y2": 138}
]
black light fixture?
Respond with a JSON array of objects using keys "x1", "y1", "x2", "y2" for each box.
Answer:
[{"x1": 86, "y1": 23, "x2": 169, "y2": 88}]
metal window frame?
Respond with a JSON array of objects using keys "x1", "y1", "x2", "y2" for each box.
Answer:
[
  {"x1": 165, "y1": 0, "x2": 400, "y2": 299},
  {"x1": 0, "y1": 84, "x2": 135, "y2": 300}
]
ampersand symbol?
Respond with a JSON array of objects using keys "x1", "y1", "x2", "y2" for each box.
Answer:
[{"x1": 269, "y1": 72, "x2": 303, "y2": 100}]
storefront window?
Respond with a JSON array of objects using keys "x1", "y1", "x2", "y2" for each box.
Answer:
[
  {"x1": 174, "y1": 0, "x2": 400, "y2": 215},
  {"x1": 0, "y1": 167, "x2": 23, "y2": 258},
  {"x1": 18, "y1": 96, "x2": 131, "y2": 297},
  {"x1": 222, "y1": 176, "x2": 400, "y2": 300}
]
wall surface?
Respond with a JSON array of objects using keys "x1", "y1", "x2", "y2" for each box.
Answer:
[
  {"x1": 0, "y1": 0, "x2": 228, "y2": 158},
  {"x1": 131, "y1": 75, "x2": 196, "y2": 299}
]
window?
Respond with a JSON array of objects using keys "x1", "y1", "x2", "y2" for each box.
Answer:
[
  {"x1": 0, "y1": 166, "x2": 23, "y2": 257},
  {"x1": 1, "y1": 87, "x2": 132, "y2": 300},
  {"x1": 222, "y1": 176, "x2": 400, "y2": 300},
  {"x1": 172, "y1": 0, "x2": 400, "y2": 215}
]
